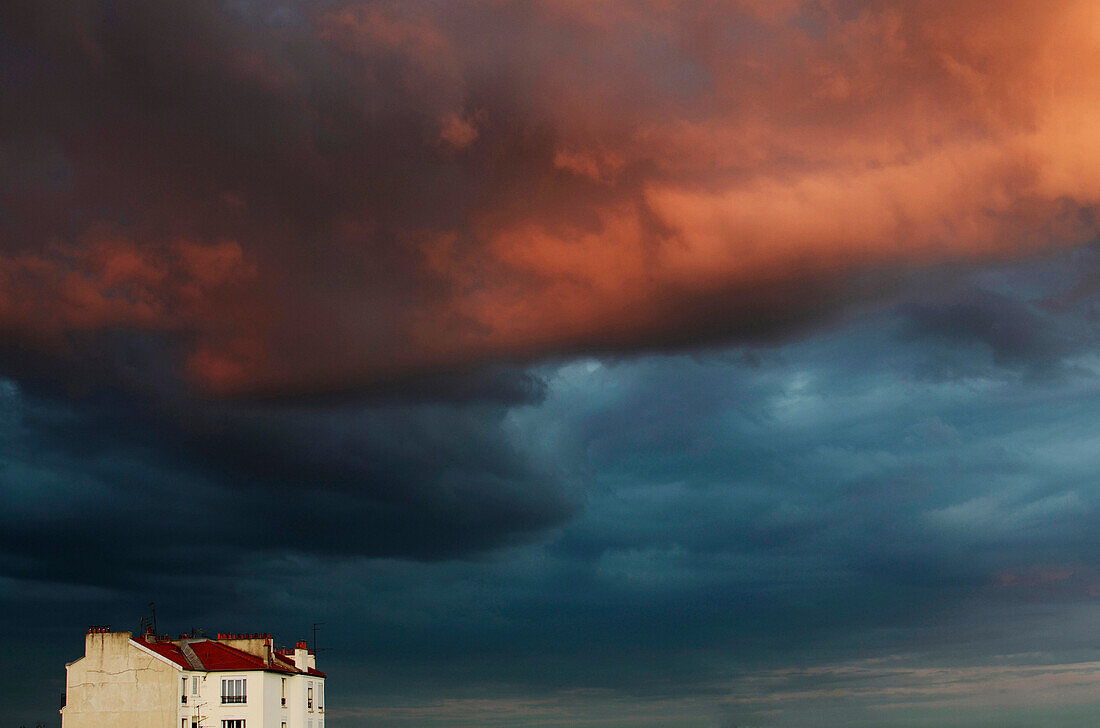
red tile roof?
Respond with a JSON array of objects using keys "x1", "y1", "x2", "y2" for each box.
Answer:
[
  {"x1": 131, "y1": 638, "x2": 190, "y2": 669},
  {"x1": 273, "y1": 653, "x2": 326, "y2": 677},
  {"x1": 189, "y1": 639, "x2": 297, "y2": 673},
  {"x1": 130, "y1": 636, "x2": 321, "y2": 675}
]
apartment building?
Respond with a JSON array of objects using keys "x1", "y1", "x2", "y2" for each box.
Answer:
[{"x1": 62, "y1": 627, "x2": 326, "y2": 728}]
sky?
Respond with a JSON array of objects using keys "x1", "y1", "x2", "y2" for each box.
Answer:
[{"x1": 4, "y1": 1, "x2": 1100, "y2": 726}]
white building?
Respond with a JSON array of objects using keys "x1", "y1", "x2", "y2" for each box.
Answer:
[{"x1": 62, "y1": 627, "x2": 326, "y2": 728}]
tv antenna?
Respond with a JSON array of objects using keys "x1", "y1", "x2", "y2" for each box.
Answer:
[
  {"x1": 140, "y1": 602, "x2": 158, "y2": 635},
  {"x1": 311, "y1": 622, "x2": 331, "y2": 655}
]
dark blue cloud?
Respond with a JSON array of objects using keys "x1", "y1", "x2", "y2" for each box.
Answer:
[
  {"x1": 6, "y1": 1, "x2": 1100, "y2": 725},
  {"x1": 7, "y1": 255, "x2": 1100, "y2": 726}
]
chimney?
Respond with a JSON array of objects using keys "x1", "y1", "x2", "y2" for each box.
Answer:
[
  {"x1": 84, "y1": 628, "x2": 133, "y2": 658},
  {"x1": 85, "y1": 626, "x2": 109, "y2": 655},
  {"x1": 294, "y1": 641, "x2": 308, "y2": 673}
]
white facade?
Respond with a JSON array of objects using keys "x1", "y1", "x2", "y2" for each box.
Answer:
[
  {"x1": 180, "y1": 670, "x2": 326, "y2": 728},
  {"x1": 62, "y1": 629, "x2": 325, "y2": 728}
]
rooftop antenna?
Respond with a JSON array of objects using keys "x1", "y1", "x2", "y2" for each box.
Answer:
[
  {"x1": 139, "y1": 603, "x2": 158, "y2": 636},
  {"x1": 311, "y1": 622, "x2": 330, "y2": 655}
]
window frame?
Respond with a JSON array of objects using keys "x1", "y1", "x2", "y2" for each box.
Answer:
[{"x1": 220, "y1": 676, "x2": 247, "y2": 705}]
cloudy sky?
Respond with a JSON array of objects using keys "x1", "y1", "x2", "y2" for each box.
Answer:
[{"x1": 4, "y1": 1, "x2": 1100, "y2": 725}]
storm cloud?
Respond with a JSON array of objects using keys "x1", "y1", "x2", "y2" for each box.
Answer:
[
  {"x1": 6, "y1": 2, "x2": 1100, "y2": 727},
  {"x1": 2, "y1": 0, "x2": 1100, "y2": 396}
]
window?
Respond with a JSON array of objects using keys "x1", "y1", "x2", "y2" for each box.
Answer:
[
  {"x1": 192, "y1": 676, "x2": 200, "y2": 695},
  {"x1": 221, "y1": 677, "x2": 247, "y2": 704},
  {"x1": 281, "y1": 676, "x2": 286, "y2": 706},
  {"x1": 181, "y1": 677, "x2": 188, "y2": 703},
  {"x1": 182, "y1": 720, "x2": 188, "y2": 728},
  {"x1": 221, "y1": 721, "x2": 245, "y2": 728},
  {"x1": 308, "y1": 682, "x2": 313, "y2": 710},
  {"x1": 282, "y1": 724, "x2": 287, "y2": 728},
  {"x1": 318, "y1": 683, "x2": 324, "y2": 712}
]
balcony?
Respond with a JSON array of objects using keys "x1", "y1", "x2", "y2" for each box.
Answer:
[{"x1": 181, "y1": 695, "x2": 187, "y2": 704}]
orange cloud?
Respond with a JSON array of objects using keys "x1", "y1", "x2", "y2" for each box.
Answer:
[
  {"x1": 0, "y1": 226, "x2": 258, "y2": 387},
  {"x1": 439, "y1": 111, "x2": 480, "y2": 150},
  {"x1": 390, "y1": 0, "x2": 1100, "y2": 370},
  {"x1": 6, "y1": 0, "x2": 1100, "y2": 395}
]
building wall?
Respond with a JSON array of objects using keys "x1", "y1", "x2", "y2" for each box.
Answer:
[
  {"x1": 180, "y1": 671, "x2": 208, "y2": 728},
  {"x1": 62, "y1": 631, "x2": 179, "y2": 728},
  {"x1": 273, "y1": 672, "x2": 324, "y2": 728},
  {"x1": 200, "y1": 670, "x2": 326, "y2": 728},
  {"x1": 301, "y1": 675, "x2": 325, "y2": 728},
  {"x1": 197, "y1": 670, "x2": 325, "y2": 728},
  {"x1": 62, "y1": 631, "x2": 323, "y2": 728},
  {"x1": 262, "y1": 671, "x2": 290, "y2": 728},
  {"x1": 194, "y1": 671, "x2": 267, "y2": 728}
]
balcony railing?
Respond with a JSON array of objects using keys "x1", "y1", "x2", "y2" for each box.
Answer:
[
  {"x1": 281, "y1": 697, "x2": 286, "y2": 706},
  {"x1": 181, "y1": 695, "x2": 187, "y2": 704},
  {"x1": 222, "y1": 695, "x2": 247, "y2": 704}
]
